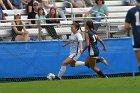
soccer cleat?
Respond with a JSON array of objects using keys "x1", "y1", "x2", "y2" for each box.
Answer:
[
  {"x1": 100, "y1": 57, "x2": 108, "y2": 66},
  {"x1": 105, "y1": 76, "x2": 108, "y2": 78},
  {"x1": 54, "y1": 76, "x2": 61, "y2": 80}
]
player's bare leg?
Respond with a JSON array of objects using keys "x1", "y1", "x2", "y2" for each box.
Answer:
[
  {"x1": 56, "y1": 57, "x2": 72, "y2": 80},
  {"x1": 90, "y1": 58, "x2": 107, "y2": 78},
  {"x1": 135, "y1": 51, "x2": 140, "y2": 72}
]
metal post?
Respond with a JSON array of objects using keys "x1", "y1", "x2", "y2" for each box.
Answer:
[
  {"x1": 37, "y1": 18, "x2": 41, "y2": 41},
  {"x1": 65, "y1": 1, "x2": 73, "y2": 21}
]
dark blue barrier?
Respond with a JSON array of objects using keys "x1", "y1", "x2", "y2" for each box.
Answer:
[{"x1": 0, "y1": 38, "x2": 138, "y2": 78}]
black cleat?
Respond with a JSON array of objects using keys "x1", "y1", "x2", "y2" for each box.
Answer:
[{"x1": 54, "y1": 76, "x2": 61, "y2": 80}]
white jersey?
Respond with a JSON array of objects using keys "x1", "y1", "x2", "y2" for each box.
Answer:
[{"x1": 69, "y1": 32, "x2": 83, "y2": 54}]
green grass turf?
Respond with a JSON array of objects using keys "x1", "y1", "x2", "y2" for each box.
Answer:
[{"x1": 0, "y1": 76, "x2": 140, "y2": 93}]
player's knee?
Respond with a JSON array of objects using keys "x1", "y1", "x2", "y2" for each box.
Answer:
[
  {"x1": 70, "y1": 62, "x2": 75, "y2": 67},
  {"x1": 85, "y1": 61, "x2": 90, "y2": 68},
  {"x1": 62, "y1": 62, "x2": 68, "y2": 66}
]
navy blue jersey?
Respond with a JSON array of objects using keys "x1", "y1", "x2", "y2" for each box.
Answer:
[
  {"x1": 87, "y1": 30, "x2": 99, "y2": 57},
  {"x1": 125, "y1": 6, "x2": 140, "y2": 48}
]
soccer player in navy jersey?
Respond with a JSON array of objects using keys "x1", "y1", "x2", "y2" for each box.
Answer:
[
  {"x1": 124, "y1": 0, "x2": 140, "y2": 72},
  {"x1": 82, "y1": 20, "x2": 108, "y2": 78}
]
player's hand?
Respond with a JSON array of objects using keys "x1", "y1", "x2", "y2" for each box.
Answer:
[
  {"x1": 103, "y1": 47, "x2": 107, "y2": 51},
  {"x1": 62, "y1": 44, "x2": 66, "y2": 47},
  {"x1": 80, "y1": 48, "x2": 83, "y2": 53}
]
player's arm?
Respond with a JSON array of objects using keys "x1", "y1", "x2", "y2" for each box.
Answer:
[
  {"x1": 62, "y1": 41, "x2": 71, "y2": 47},
  {"x1": 79, "y1": 40, "x2": 83, "y2": 53},
  {"x1": 124, "y1": 22, "x2": 131, "y2": 31},
  {"x1": 82, "y1": 33, "x2": 89, "y2": 53},
  {"x1": 97, "y1": 35, "x2": 107, "y2": 51}
]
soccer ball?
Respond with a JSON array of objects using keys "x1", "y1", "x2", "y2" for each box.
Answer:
[{"x1": 47, "y1": 73, "x2": 55, "y2": 80}]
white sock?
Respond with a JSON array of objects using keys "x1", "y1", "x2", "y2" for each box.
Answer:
[
  {"x1": 75, "y1": 61, "x2": 85, "y2": 67},
  {"x1": 58, "y1": 66, "x2": 66, "y2": 78}
]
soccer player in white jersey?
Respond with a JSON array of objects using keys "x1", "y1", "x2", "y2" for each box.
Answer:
[{"x1": 55, "y1": 22, "x2": 85, "y2": 80}]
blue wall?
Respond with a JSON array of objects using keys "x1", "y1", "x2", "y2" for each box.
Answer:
[{"x1": 0, "y1": 38, "x2": 138, "y2": 78}]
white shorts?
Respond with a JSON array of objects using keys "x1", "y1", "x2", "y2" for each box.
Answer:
[{"x1": 69, "y1": 52, "x2": 81, "y2": 61}]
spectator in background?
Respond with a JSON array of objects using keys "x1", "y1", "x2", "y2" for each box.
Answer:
[
  {"x1": 85, "y1": 0, "x2": 109, "y2": 33},
  {"x1": 10, "y1": 0, "x2": 22, "y2": 9},
  {"x1": 28, "y1": 1, "x2": 39, "y2": 28},
  {"x1": 42, "y1": 0, "x2": 67, "y2": 20},
  {"x1": 27, "y1": 0, "x2": 38, "y2": 13},
  {"x1": 46, "y1": 7, "x2": 61, "y2": 24},
  {"x1": 68, "y1": 0, "x2": 86, "y2": 8},
  {"x1": 27, "y1": 1, "x2": 39, "y2": 41},
  {"x1": 21, "y1": 0, "x2": 28, "y2": 9},
  {"x1": 0, "y1": 0, "x2": 7, "y2": 10},
  {"x1": 45, "y1": 6, "x2": 61, "y2": 39},
  {"x1": 11, "y1": 10, "x2": 30, "y2": 41},
  {"x1": 125, "y1": 0, "x2": 137, "y2": 6},
  {"x1": 10, "y1": 0, "x2": 28, "y2": 9},
  {"x1": 0, "y1": 6, "x2": 6, "y2": 22},
  {"x1": 35, "y1": 7, "x2": 46, "y2": 24},
  {"x1": 1, "y1": 0, "x2": 15, "y2": 10},
  {"x1": 35, "y1": 7, "x2": 47, "y2": 40},
  {"x1": 68, "y1": 0, "x2": 86, "y2": 17},
  {"x1": 85, "y1": 0, "x2": 95, "y2": 7}
]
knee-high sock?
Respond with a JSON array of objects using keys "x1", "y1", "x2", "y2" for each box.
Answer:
[
  {"x1": 75, "y1": 61, "x2": 85, "y2": 66},
  {"x1": 97, "y1": 70, "x2": 106, "y2": 78},
  {"x1": 58, "y1": 66, "x2": 66, "y2": 78},
  {"x1": 96, "y1": 58, "x2": 101, "y2": 63},
  {"x1": 139, "y1": 66, "x2": 140, "y2": 72}
]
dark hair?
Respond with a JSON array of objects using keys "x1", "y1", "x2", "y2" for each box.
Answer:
[
  {"x1": 72, "y1": 21, "x2": 80, "y2": 30},
  {"x1": 37, "y1": 7, "x2": 45, "y2": 17},
  {"x1": 137, "y1": 0, "x2": 140, "y2": 3},
  {"x1": 72, "y1": 21, "x2": 83, "y2": 32},
  {"x1": 86, "y1": 20, "x2": 94, "y2": 31},
  {"x1": 95, "y1": 0, "x2": 105, "y2": 4}
]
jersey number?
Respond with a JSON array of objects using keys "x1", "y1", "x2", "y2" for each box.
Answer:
[
  {"x1": 135, "y1": 12, "x2": 140, "y2": 26},
  {"x1": 92, "y1": 35, "x2": 96, "y2": 42}
]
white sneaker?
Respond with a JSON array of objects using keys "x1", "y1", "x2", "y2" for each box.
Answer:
[{"x1": 100, "y1": 57, "x2": 108, "y2": 66}]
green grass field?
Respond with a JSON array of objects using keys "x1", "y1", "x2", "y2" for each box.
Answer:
[{"x1": 0, "y1": 76, "x2": 140, "y2": 93}]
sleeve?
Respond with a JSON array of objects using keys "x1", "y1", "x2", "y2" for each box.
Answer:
[
  {"x1": 91, "y1": 5, "x2": 96, "y2": 11},
  {"x1": 104, "y1": 5, "x2": 109, "y2": 13},
  {"x1": 77, "y1": 33, "x2": 83, "y2": 41},
  {"x1": 125, "y1": 10, "x2": 131, "y2": 23},
  {"x1": 125, "y1": 0, "x2": 130, "y2": 3},
  {"x1": 27, "y1": 12, "x2": 33, "y2": 19},
  {"x1": 27, "y1": 13, "x2": 31, "y2": 19}
]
